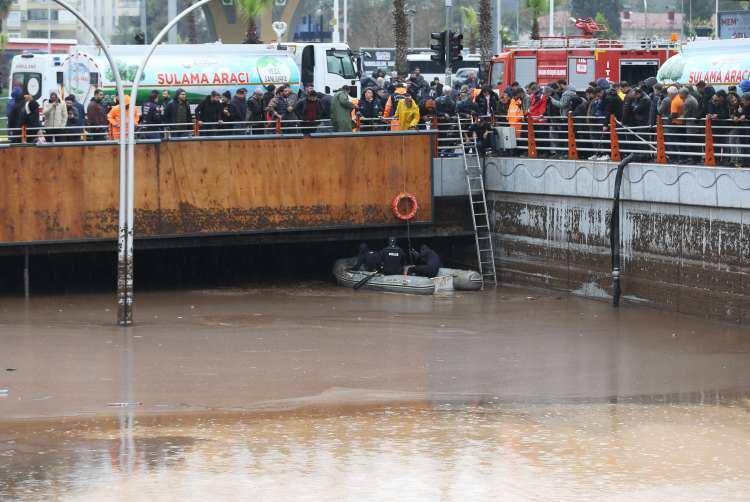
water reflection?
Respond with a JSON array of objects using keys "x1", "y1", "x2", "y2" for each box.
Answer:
[{"x1": 1, "y1": 399, "x2": 750, "y2": 501}]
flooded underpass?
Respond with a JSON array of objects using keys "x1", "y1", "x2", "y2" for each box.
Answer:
[{"x1": 2, "y1": 282, "x2": 750, "y2": 501}]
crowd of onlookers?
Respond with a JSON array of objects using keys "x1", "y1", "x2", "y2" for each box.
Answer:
[{"x1": 4, "y1": 69, "x2": 750, "y2": 166}]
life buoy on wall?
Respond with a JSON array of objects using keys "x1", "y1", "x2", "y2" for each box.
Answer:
[{"x1": 391, "y1": 192, "x2": 418, "y2": 221}]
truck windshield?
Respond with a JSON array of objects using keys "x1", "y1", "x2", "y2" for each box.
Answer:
[
  {"x1": 490, "y1": 62, "x2": 505, "y2": 87},
  {"x1": 326, "y1": 50, "x2": 356, "y2": 79},
  {"x1": 12, "y1": 72, "x2": 42, "y2": 100},
  {"x1": 407, "y1": 60, "x2": 444, "y2": 75}
]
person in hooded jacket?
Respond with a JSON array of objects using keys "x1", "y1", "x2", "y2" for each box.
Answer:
[
  {"x1": 354, "y1": 243, "x2": 382, "y2": 272},
  {"x1": 408, "y1": 244, "x2": 442, "y2": 278},
  {"x1": 43, "y1": 92, "x2": 68, "y2": 142},
  {"x1": 7, "y1": 87, "x2": 24, "y2": 143},
  {"x1": 247, "y1": 89, "x2": 266, "y2": 134},
  {"x1": 22, "y1": 93, "x2": 42, "y2": 143},
  {"x1": 6, "y1": 86, "x2": 21, "y2": 117},
  {"x1": 357, "y1": 88, "x2": 382, "y2": 131},
  {"x1": 229, "y1": 88, "x2": 249, "y2": 133},
  {"x1": 164, "y1": 89, "x2": 192, "y2": 137}
]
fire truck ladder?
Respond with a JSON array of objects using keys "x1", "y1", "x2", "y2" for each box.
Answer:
[{"x1": 457, "y1": 116, "x2": 497, "y2": 288}]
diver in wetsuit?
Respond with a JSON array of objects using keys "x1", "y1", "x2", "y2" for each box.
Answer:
[
  {"x1": 354, "y1": 243, "x2": 381, "y2": 272},
  {"x1": 408, "y1": 244, "x2": 442, "y2": 277},
  {"x1": 380, "y1": 237, "x2": 406, "y2": 275}
]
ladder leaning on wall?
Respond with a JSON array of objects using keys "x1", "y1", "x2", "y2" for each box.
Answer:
[{"x1": 456, "y1": 116, "x2": 498, "y2": 289}]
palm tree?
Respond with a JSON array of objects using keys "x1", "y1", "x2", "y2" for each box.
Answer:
[
  {"x1": 236, "y1": 0, "x2": 274, "y2": 44},
  {"x1": 393, "y1": 0, "x2": 408, "y2": 76},
  {"x1": 478, "y1": 0, "x2": 492, "y2": 65}
]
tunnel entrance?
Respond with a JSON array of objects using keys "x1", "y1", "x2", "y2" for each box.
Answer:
[{"x1": 0, "y1": 237, "x2": 475, "y2": 296}]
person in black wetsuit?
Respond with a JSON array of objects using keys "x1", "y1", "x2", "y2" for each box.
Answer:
[
  {"x1": 354, "y1": 243, "x2": 381, "y2": 272},
  {"x1": 380, "y1": 237, "x2": 406, "y2": 275},
  {"x1": 408, "y1": 244, "x2": 442, "y2": 277}
]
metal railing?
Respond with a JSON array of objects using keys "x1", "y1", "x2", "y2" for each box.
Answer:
[{"x1": 2, "y1": 111, "x2": 749, "y2": 167}]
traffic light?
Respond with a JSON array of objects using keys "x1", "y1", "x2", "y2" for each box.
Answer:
[
  {"x1": 449, "y1": 31, "x2": 464, "y2": 66},
  {"x1": 430, "y1": 31, "x2": 447, "y2": 65}
]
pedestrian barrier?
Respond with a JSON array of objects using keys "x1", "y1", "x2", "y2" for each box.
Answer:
[{"x1": 2, "y1": 112, "x2": 749, "y2": 167}]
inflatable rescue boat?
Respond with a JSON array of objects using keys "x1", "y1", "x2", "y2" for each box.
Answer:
[{"x1": 333, "y1": 258, "x2": 483, "y2": 295}]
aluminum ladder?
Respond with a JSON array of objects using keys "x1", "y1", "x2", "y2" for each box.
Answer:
[{"x1": 456, "y1": 116, "x2": 498, "y2": 288}]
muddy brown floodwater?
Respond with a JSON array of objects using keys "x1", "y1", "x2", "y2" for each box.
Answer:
[{"x1": 1, "y1": 283, "x2": 750, "y2": 501}]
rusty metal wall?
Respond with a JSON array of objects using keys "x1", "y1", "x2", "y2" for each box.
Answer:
[
  {"x1": 0, "y1": 134, "x2": 433, "y2": 245},
  {"x1": 485, "y1": 158, "x2": 750, "y2": 324}
]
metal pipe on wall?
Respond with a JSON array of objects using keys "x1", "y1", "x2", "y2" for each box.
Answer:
[{"x1": 51, "y1": 0, "x2": 128, "y2": 326}]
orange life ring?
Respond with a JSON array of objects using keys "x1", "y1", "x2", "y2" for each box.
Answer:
[{"x1": 391, "y1": 192, "x2": 418, "y2": 221}]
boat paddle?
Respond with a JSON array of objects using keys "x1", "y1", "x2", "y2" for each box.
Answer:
[{"x1": 353, "y1": 268, "x2": 382, "y2": 290}]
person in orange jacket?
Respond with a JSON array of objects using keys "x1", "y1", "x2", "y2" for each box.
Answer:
[
  {"x1": 107, "y1": 94, "x2": 141, "y2": 140},
  {"x1": 383, "y1": 83, "x2": 409, "y2": 130}
]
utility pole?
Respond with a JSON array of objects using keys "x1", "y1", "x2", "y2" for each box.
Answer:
[
  {"x1": 332, "y1": 0, "x2": 340, "y2": 42},
  {"x1": 343, "y1": 0, "x2": 348, "y2": 44},
  {"x1": 549, "y1": 0, "x2": 554, "y2": 36},
  {"x1": 167, "y1": 0, "x2": 177, "y2": 44},
  {"x1": 496, "y1": 0, "x2": 502, "y2": 53},
  {"x1": 445, "y1": 0, "x2": 452, "y2": 87},
  {"x1": 140, "y1": 0, "x2": 148, "y2": 44}
]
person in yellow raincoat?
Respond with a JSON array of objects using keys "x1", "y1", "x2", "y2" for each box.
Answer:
[
  {"x1": 107, "y1": 94, "x2": 141, "y2": 140},
  {"x1": 395, "y1": 95, "x2": 421, "y2": 131},
  {"x1": 507, "y1": 93, "x2": 524, "y2": 136}
]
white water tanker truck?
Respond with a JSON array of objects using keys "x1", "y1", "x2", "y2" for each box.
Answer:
[
  {"x1": 8, "y1": 42, "x2": 358, "y2": 106},
  {"x1": 657, "y1": 38, "x2": 750, "y2": 88}
]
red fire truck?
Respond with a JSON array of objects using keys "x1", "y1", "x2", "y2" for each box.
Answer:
[{"x1": 488, "y1": 19, "x2": 678, "y2": 90}]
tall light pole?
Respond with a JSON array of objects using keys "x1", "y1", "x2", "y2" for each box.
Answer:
[
  {"x1": 549, "y1": 0, "x2": 554, "y2": 36},
  {"x1": 496, "y1": 0, "x2": 502, "y2": 53},
  {"x1": 50, "y1": 0, "x2": 128, "y2": 326},
  {"x1": 168, "y1": 0, "x2": 177, "y2": 43},
  {"x1": 332, "y1": 0, "x2": 340, "y2": 42},
  {"x1": 140, "y1": 0, "x2": 148, "y2": 43},
  {"x1": 343, "y1": 0, "x2": 348, "y2": 44},
  {"x1": 406, "y1": 7, "x2": 416, "y2": 49},
  {"x1": 125, "y1": 0, "x2": 217, "y2": 326}
]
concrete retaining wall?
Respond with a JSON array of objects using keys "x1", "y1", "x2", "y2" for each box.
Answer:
[{"x1": 468, "y1": 157, "x2": 750, "y2": 323}]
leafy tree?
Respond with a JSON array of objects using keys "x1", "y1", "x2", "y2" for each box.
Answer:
[
  {"x1": 460, "y1": 6, "x2": 479, "y2": 53},
  {"x1": 112, "y1": 0, "x2": 211, "y2": 44},
  {"x1": 528, "y1": 0, "x2": 546, "y2": 39},
  {"x1": 393, "y1": 0, "x2": 408, "y2": 76},
  {"x1": 593, "y1": 12, "x2": 609, "y2": 39},
  {"x1": 236, "y1": 0, "x2": 274, "y2": 44}
]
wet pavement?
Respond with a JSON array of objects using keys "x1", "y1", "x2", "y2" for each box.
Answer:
[{"x1": 1, "y1": 284, "x2": 750, "y2": 500}]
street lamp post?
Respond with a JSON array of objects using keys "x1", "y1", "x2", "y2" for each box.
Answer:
[
  {"x1": 50, "y1": 0, "x2": 129, "y2": 326},
  {"x1": 123, "y1": 0, "x2": 217, "y2": 324}
]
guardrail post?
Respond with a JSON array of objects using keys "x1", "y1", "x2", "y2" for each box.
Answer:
[
  {"x1": 527, "y1": 116, "x2": 537, "y2": 159},
  {"x1": 609, "y1": 114, "x2": 621, "y2": 162},
  {"x1": 193, "y1": 119, "x2": 200, "y2": 137},
  {"x1": 275, "y1": 117, "x2": 282, "y2": 134},
  {"x1": 567, "y1": 112, "x2": 578, "y2": 160},
  {"x1": 704, "y1": 116, "x2": 716, "y2": 167},
  {"x1": 656, "y1": 115, "x2": 667, "y2": 164},
  {"x1": 355, "y1": 114, "x2": 361, "y2": 132},
  {"x1": 21, "y1": 125, "x2": 27, "y2": 143}
]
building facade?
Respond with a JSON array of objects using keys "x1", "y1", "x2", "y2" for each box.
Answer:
[
  {"x1": 4, "y1": 0, "x2": 78, "y2": 39},
  {"x1": 3, "y1": 0, "x2": 141, "y2": 43}
]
